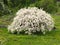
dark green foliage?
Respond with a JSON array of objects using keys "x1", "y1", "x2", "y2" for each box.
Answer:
[
  {"x1": 0, "y1": 0, "x2": 58, "y2": 16},
  {"x1": 7, "y1": 0, "x2": 58, "y2": 13},
  {"x1": 3, "y1": 0, "x2": 8, "y2": 5},
  {"x1": 34, "y1": 0, "x2": 57, "y2": 13},
  {"x1": 0, "y1": 0, "x2": 11, "y2": 16}
]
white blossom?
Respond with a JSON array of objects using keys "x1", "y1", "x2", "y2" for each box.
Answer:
[{"x1": 8, "y1": 7, "x2": 54, "y2": 34}]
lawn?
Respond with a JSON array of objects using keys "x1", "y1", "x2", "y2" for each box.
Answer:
[{"x1": 0, "y1": 15, "x2": 60, "y2": 45}]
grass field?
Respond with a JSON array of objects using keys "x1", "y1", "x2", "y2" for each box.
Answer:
[{"x1": 0, "y1": 15, "x2": 60, "y2": 45}]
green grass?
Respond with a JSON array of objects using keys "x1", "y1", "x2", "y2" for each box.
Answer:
[{"x1": 0, "y1": 15, "x2": 60, "y2": 45}]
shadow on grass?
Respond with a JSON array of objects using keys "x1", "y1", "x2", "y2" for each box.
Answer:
[{"x1": 8, "y1": 29, "x2": 56, "y2": 36}]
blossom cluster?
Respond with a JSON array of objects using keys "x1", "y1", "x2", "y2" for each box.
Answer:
[{"x1": 8, "y1": 7, "x2": 54, "y2": 34}]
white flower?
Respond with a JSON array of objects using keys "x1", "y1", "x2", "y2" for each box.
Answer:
[{"x1": 8, "y1": 7, "x2": 54, "y2": 35}]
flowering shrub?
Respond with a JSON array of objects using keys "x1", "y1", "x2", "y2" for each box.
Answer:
[{"x1": 8, "y1": 7, "x2": 54, "y2": 35}]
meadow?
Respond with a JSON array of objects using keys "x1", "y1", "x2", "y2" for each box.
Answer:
[
  {"x1": 0, "y1": 0, "x2": 60, "y2": 45},
  {"x1": 0, "y1": 15, "x2": 60, "y2": 45}
]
